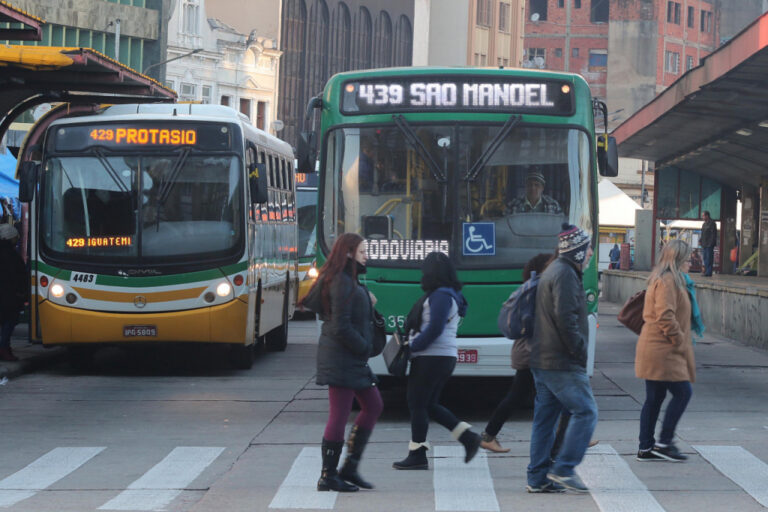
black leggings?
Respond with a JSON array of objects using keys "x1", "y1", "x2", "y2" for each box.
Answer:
[
  {"x1": 407, "y1": 356, "x2": 459, "y2": 443},
  {"x1": 484, "y1": 368, "x2": 534, "y2": 437}
]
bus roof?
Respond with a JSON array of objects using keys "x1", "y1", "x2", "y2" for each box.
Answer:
[{"x1": 48, "y1": 103, "x2": 293, "y2": 156}]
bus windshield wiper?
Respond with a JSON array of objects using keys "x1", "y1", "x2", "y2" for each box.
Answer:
[
  {"x1": 93, "y1": 149, "x2": 130, "y2": 193},
  {"x1": 392, "y1": 115, "x2": 447, "y2": 183},
  {"x1": 157, "y1": 148, "x2": 191, "y2": 206},
  {"x1": 463, "y1": 115, "x2": 521, "y2": 181}
]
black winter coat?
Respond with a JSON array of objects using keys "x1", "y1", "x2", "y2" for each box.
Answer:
[
  {"x1": 529, "y1": 257, "x2": 589, "y2": 372},
  {"x1": 0, "y1": 240, "x2": 26, "y2": 323},
  {"x1": 315, "y1": 264, "x2": 377, "y2": 389}
]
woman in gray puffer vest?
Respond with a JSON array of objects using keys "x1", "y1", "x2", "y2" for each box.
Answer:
[
  {"x1": 307, "y1": 233, "x2": 383, "y2": 493},
  {"x1": 393, "y1": 252, "x2": 481, "y2": 470}
]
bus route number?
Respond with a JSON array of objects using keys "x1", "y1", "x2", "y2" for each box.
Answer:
[
  {"x1": 71, "y1": 272, "x2": 96, "y2": 284},
  {"x1": 359, "y1": 84, "x2": 404, "y2": 106},
  {"x1": 387, "y1": 315, "x2": 405, "y2": 330}
]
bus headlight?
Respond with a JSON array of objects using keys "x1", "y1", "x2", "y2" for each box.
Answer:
[
  {"x1": 50, "y1": 283, "x2": 65, "y2": 298},
  {"x1": 308, "y1": 267, "x2": 319, "y2": 279},
  {"x1": 216, "y1": 282, "x2": 232, "y2": 297},
  {"x1": 586, "y1": 292, "x2": 597, "y2": 303}
]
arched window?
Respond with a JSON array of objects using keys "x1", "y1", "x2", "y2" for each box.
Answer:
[
  {"x1": 373, "y1": 11, "x2": 392, "y2": 68},
  {"x1": 305, "y1": 0, "x2": 329, "y2": 128},
  {"x1": 329, "y1": 2, "x2": 351, "y2": 74},
  {"x1": 278, "y1": 0, "x2": 307, "y2": 146},
  {"x1": 393, "y1": 15, "x2": 412, "y2": 66},
  {"x1": 352, "y1": 6, "x2": 373, "y2": 70}
]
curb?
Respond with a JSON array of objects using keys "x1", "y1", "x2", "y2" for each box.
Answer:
[{"x1": 0, "y1": 345, "x2": 67, "y2": 381}]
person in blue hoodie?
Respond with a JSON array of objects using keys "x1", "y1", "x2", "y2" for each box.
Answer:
[{"x1": 393, "y1": 251, "x2": 481, "y2": 470}]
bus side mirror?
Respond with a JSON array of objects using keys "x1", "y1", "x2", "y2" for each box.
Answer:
[
  {"x1": 18, "y1": 161, "x2": 39, "y2": 202},
  {"x1": 296, "y1": 131, "x2": 317, "y2": 174},
  {"x1": 249, "y1": 162, "x2": 268, "y2": 204},
  {"x1": 597, "y1": 135, "x2": 619, "y2": 177}
]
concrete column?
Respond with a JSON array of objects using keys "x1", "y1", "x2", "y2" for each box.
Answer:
[
  {"x1": 412, "y1": 0, "x2": 431, "y2": 66},
  {"x1": 740, "y1": 185, "x2": 758, "y2": 270},
  {"x1": 721, "y1": 185, "x2": 737, "y2": 275},
  {"x1": 759, "y1": 178, "x2": 768, "y2": 277},
  {"x1": 634, "y1": 209, "x2": 654, "y2": 270}
]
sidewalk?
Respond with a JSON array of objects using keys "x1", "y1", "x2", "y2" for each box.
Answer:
[{"x1": 0, "y1": 323, "x2": 66, "y2": 381}]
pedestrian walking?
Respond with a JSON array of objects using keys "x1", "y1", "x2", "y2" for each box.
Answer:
[
  {"x1": 308, "y1": 233, "x2": 384, "y2": 492},
  {"x1": 635, "y1": 239, "x2": 699, "y2": 462},
  {"x1": 700, "y1": 211, "x2": 717, "y2": 276},
  {"x1": 393, "y1": 251, "x2": 481, "y2": 470},
  {"x1": 526, "y1": 223, "x2": 598, "y2": 494},
  {"x1": 609, "y1": 243, "x2": 621, "y2": 269},
  {"x1": 481, "y1": 252, "x2": 553, "y2": 453},
  {"x1": 0, "y1": 224, "x2": 26, "y2": 362}
]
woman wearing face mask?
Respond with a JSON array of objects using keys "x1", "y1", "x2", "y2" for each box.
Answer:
[{"x1": 307, "y1": 233, "x2": 383, "y2": 492}]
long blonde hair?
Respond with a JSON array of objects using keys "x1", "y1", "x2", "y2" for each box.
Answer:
[{"x1": 648, "y1": 239, "x2": 691, "y2": 290}]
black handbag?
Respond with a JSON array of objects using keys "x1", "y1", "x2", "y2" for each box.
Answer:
[
  {"x1": 371, "y1": 309, "x2": 387, "y2": 357},
  {"x1": 382, "y1": 329, "x2": 409, "y2": 377}
]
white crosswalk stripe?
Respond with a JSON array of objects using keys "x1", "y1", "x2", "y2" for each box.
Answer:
[
  {"x1": 577, "y1": 444, "x2": 666, "y2": 512},
  {"x1": 0, "y1": 447, "x2": 105, "y2": 508},
  {"x1": 433, "y1": 446, "x2": 499, "y2": 512},
  {"x1": 98, "y1": 446, "x2": 224, "y2": 511},
  {"x1": 694, "y1": 445, "x2": 768, "y2": 508},
  {"x1": 269, "y1": 447, "x2": 337, "y2": 509}
]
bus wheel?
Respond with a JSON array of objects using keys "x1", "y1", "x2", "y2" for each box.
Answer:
[
  {"x1": 265, "y1": 293, "x2": 289, "y2": 352},
  {"x1": 229, "y1": 343, "x2": 255, "y2": 370}
]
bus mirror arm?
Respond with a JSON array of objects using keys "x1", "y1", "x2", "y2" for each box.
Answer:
[
  {"x1": 297, "y1": 131, "x2": 317, "y2": 174},
  {"x1": 250, "y1": 162, "x2": 268, "y2": 204},
  {"x1": 18, "y1": 161, "x2": 39, "y2": 202},
  {"x1": 597, "y1": 135, "x2": 619, "y2": 177}
]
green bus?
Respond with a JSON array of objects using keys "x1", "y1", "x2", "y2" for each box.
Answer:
[{"x1": 298, "y1": 67, "x2": 617, "y2": 377}]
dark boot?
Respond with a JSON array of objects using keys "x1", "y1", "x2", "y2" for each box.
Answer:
[
  {"x1": 317, "y1": 439, "x2": 359, "y2": 492},
  {"x1": 339, "y1": 425, "x2": 374, "y2": 489},
  {"x1": 0, "y1": 347, "x2": 18, "y2": 362},
  {"x1": 453, "y1": 422, "x2": 481, "y2": 463},
  {"x1": 392, "y1": 442, "x2": 429, "y2": 470}
]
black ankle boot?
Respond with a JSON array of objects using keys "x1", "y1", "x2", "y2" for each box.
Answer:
[
  {"x1": 317, "y1": 439, "x2": 359, "y2": 492},
  {"x1": 452, "y1": 422, "x2": 481, "y2": 463},
  {"x1": 339, "y1": 425, "x2": 374, "y2": 489},
  {"x1": 392, "y1": 443, "x2": 429, "y2": 470}
]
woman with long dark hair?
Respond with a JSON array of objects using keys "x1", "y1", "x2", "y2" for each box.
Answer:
[
  {"x1": 393, "y1": 251, "x2": 481, "y2": 470},
  {"x1": 305, "y1": 233, "x2": 383, "y2": 492}
]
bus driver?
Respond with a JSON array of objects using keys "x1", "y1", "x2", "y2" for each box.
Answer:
[{"x1": 507, "y1": 169, "x2": 562, "y2": 215}]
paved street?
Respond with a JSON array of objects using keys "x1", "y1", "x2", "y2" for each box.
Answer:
[{"x1": 1, "y1": 301, "x2": 768, "y2": 512}]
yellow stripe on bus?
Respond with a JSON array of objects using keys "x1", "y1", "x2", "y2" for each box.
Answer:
[{"x1": 72, "y1": 286, "x2": 207, "y2": 303}]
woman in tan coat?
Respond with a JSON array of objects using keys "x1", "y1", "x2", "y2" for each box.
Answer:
[{"x1": 635, "y1": 240, "x2": 695, "y2": 462}]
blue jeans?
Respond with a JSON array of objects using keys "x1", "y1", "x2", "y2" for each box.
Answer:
[
  {"x1": 639, "y1": 380, "x2": 692, "y2": 450},
  {"x1": 527, "y1": 368, "x2": 598, "y2": 486},
  {"x1": 702, "y1": 246, "x2": 714, "y2": 275}
]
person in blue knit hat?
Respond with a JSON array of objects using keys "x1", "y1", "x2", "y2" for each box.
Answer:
[{"x1": 526, "y1": 223, "x2": 598, "y2": 494}]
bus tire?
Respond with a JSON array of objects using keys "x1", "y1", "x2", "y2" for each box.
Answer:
[
  {"x1": 229, "y1": 343, "x2": 255, "y2": 370},
  {"x1": 265, "y1": 289, "x2": 289, "y2": 352}
]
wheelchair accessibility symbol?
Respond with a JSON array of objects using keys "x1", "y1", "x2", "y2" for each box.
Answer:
[{"x1": 463, "y1": 223, "x2": 495, "y2": 256}]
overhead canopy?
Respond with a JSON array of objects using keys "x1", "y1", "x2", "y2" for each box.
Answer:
[
  {"x1": 613, "y1": 12, "x2": 768, "y2": 188},
  {"x1": 0, "y1": 0, "x2": 42, "y2": 41},
  {"x1": 0, "y1": 46, "x2": 177, "y2": 143},
  {"x1": 598, "y1": 178, "x2": 642, "y2": 227}
]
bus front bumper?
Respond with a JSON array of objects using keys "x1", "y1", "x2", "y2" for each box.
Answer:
[{"x1": 37, "y1": 298, "x2": 248, "y2": 345}]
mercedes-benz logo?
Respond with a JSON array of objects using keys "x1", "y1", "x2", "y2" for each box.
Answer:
[{"x1": 134, "y1": 296, "x2": 147, "y2": 308}]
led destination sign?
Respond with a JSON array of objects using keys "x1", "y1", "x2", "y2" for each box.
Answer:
[
  {"x1": 366, "y1": 239, "x2": 449, "y2": 261},
  {"x1": 89, "y1": 128, "x2": 197, "y2": 145},
  {"x1": 66, "y1": 236, "x2": 133, "y2": 248},
  {"x1": 342, "y1": 77, "x2": 573, "y2": 115}
]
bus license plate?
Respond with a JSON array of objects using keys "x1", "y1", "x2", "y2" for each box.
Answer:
[
  {"x1": 457, "y1": 349, "x2": 478, "y2": 364},
  {"x1": 123, "y1": 325, "x2": 157, "y2": 337}
]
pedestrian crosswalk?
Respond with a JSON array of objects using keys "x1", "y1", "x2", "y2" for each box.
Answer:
[{"x1": 1, "y1": 443, "x2": 768, "y2": 511}]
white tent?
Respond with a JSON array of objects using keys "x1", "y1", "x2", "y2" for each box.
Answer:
[{"x1": 598, "y1": 178, "x2": 642, "y2": 227}]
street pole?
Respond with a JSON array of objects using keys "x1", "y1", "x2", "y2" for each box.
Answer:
[
  {"x1": 142, "y1": 48, "x2": 203, "y2": 77},
  {"x1": 641, "y1": 160, "x2": 647, "y2": 208},
  {"x1": 114, "y1": 19, "x2": 121, "y2": 62}
]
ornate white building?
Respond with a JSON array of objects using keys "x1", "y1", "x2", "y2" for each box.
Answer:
[{"x1": 165, "y1": 0, "x2": 282, "y2": 132}]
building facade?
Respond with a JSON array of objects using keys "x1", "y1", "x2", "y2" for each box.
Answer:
[
  {"x1": 165, "y1": 0, "x2": 282, "y2": 131},
  {"x1": 5, "y1": 0, "x2": 169, "y2": 81},
  {"x1": 468, "y1": 0, "x2": 526, "y2": 67},
  {"x1": 278, "y1": 0, "x2": 414, "y2": 150}
]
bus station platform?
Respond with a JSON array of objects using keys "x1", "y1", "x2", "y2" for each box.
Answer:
[{"x1": 602, "y1": 269, "x2": 768, "y2": 350}]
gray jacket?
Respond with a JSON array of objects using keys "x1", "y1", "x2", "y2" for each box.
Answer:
[
  {"x1": 529, "y1": 257, "x2": 589, "y2": 372},
  {"x1": 316, "y1": 265, "x2": 377, "y2": 389}
]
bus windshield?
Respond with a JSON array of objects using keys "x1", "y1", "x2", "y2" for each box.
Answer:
[
  {"x1": 40, "y1": 153, "x2": 244, "y2": 265},
  {"x1": 321, "y1": 123, "x2": 593, "y2": 268}
]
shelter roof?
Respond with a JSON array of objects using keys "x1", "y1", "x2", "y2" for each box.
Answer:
[
  {"x1": 613, "y1": 12, "x2": 768, "y2": 188},
  {"x1": 0, "y1": 0, "x2": 42, "y2": 41},
  {"x1": 598, "y1": 178, "x2": 642, "y2": 227}
]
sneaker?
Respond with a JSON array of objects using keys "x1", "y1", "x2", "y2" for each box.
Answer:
[
  {"x1": 526, "y1": 481, "x2": 566, "y2": 493},
  {"x1": 651, "y1": 444, "x2": 688, "y2": 462},
  {"x1": 480, "y1": 432, "x2": 511, "y2": 453},
  {"x1": 636, "y1": 449, "x2": 665, "y2": 461},
  {"x1": 546, "y1": 472, "x2": 589, "y2": 493}
]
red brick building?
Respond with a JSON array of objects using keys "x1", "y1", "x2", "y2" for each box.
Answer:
[{"x1": 522, "y1": 0, "x2": 719, "y2": 126}]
